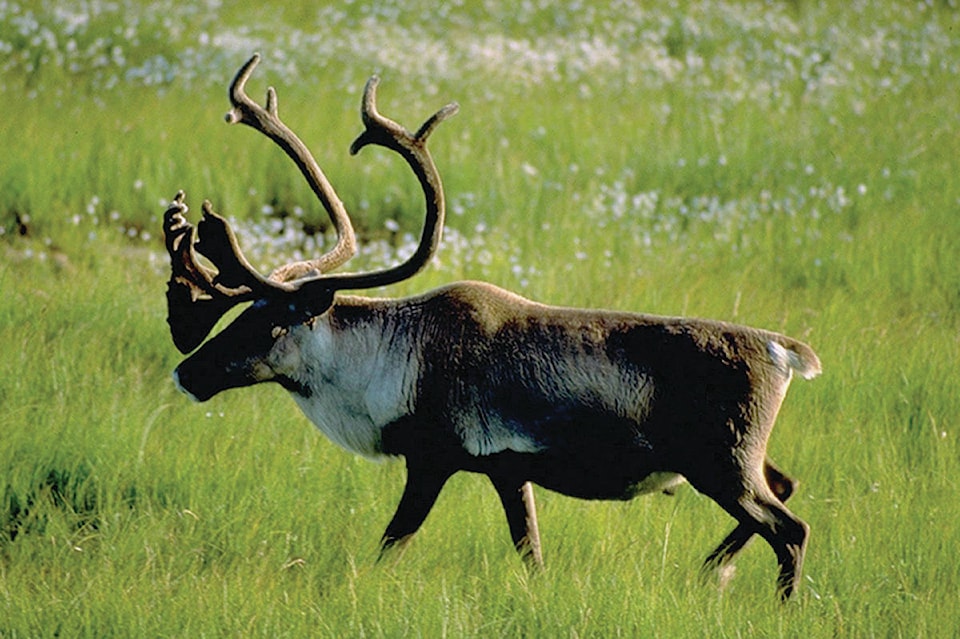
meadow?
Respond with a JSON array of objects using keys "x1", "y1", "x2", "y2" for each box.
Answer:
[{"x1": 2, "y1": 0, "x2": 959, "y2": 636}]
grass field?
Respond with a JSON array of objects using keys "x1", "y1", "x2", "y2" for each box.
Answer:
[{"x1": 2, "y1": 1, "x2": 960, "y2": 636}]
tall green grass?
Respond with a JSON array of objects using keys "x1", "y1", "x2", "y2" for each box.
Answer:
[{"x1": 3, "y1": 1, "x2": 960, "y2": 636}]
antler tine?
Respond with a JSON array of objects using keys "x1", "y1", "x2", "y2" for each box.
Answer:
[
  {"x1": 225, "y1": 53, "x2": 358, "y2": 282},
  {"x1": 164, "y1": 191, "x2": 216, "y2": 301},
  {"x1": 292, "y1": 76, "x2": 458, "y2": 295},
  {"x1": 349, "y1": 75, "x2": 460, "y2": 155},
  {"x1": 194, "y1": 200, "x2": 280, "y2": 291},
  {"x1": 414, "y1": 102, "x2": 461, "y2": 143}
]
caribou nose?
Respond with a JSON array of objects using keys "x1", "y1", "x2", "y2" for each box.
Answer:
[{"x1": 172, "y1": 368, "x2": 202, "y2": 403}]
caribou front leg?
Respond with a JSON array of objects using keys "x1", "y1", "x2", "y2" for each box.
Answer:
[
  {"x1": 489, "y1": 476, "x2": 544, "y2": 568},
  {"x1": 378, "y1": 458, "x2": 454, "y2": 561}
]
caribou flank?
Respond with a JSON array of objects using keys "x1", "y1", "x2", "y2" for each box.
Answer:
[{"x1": 164, "y1": 55, "x2": 821, "y2": 600}]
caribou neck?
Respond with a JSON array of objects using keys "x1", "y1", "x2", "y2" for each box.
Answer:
[{"x1": 284, "y1": 297, "x2": 423, "y2": 459}]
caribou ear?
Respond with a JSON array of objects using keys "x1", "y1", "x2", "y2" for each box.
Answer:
[{"x1": 293, "y1": 288, "x2": 337, "y2": 323}]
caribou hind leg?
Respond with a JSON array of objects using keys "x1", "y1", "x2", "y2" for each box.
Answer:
[
  {"x1": 691, "y1": 457, "x2": 808, "y2": 600},
  {"x1": 701, "y1": 459, "x2": 798, "y2": 579}
]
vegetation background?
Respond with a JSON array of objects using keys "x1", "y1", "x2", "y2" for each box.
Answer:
[{"x1": 2, "y1": 1, "x2": 958, "y2": 636}]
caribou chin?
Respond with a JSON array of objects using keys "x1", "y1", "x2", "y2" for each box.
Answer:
[{"x1": 162, "y1": 54, "x2": 820, "y2": 601}]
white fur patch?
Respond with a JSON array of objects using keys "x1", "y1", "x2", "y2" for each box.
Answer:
[
  {"x1": 630, "y1": 472, "x2": 686, "y2": 496},
  {"x1": 767, "y1": 341, "x2": 819, "y2": 380},
  {"x1": 293, "y1": 392, "x2": 387, "y2": 459},
  {"x1": 455, "y1": 354, "x2": 654, "y2": 458},
  {"x1": 283, "y1": 318, "x2": 418, "y2": 459},
  {"x1": 456, "y1": 413, "x2": 543, "y2": 457}
]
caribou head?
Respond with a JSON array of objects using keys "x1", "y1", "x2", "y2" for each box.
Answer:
[{"x1": 164, "y1": 54, "x2": 457, "y2": 401}]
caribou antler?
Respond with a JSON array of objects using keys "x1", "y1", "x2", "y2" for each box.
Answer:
[
  {"x1": 297, "y1": 74, "x2": 459, "y2": 293},
  {"x1": 163, "y1": 54, "x2": 458, "y2": 354},
  {"x1": 226, "y1": 53, "x2": 357, "y2": 283}
]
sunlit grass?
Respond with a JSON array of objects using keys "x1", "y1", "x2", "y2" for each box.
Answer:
[{"x1": 3, "y1": 1, "x2": 960, "y2": 636}]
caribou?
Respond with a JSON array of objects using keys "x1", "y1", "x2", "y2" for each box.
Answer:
[{"x1": 163, "y1": 54, "x2": 821, "y2": 600}]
